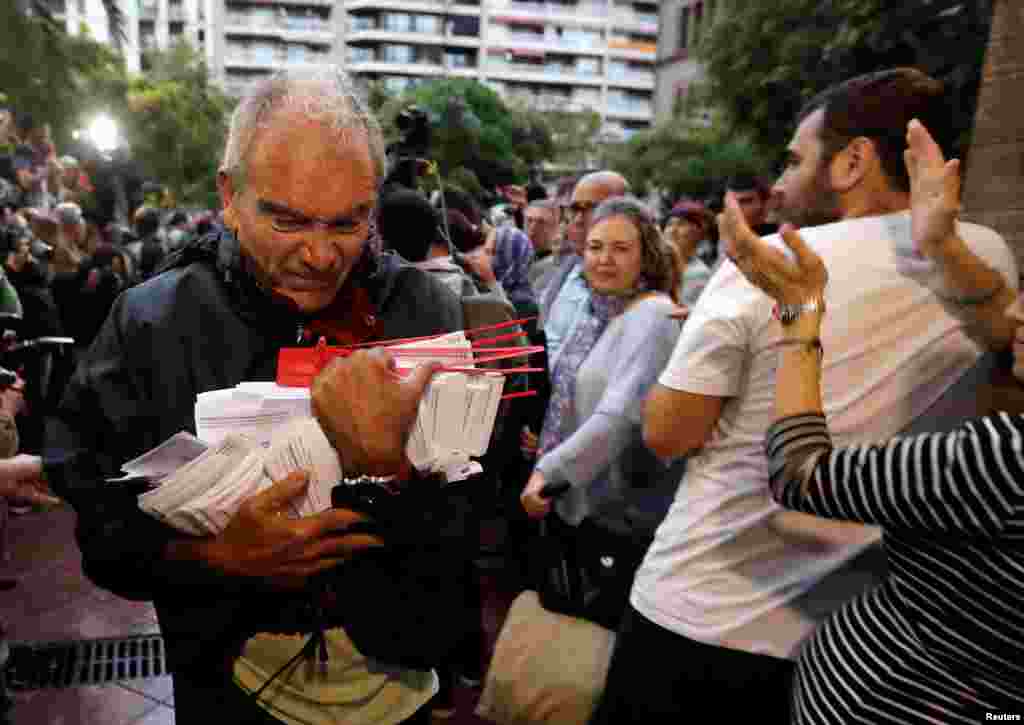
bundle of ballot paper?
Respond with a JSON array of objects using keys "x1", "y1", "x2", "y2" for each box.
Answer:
[
  {"x1": 137, "y1": 418, "x2": 342, "y2": 536},
  {"x1": 126, "y1": 324, "x2": 543, "y2": 535}
]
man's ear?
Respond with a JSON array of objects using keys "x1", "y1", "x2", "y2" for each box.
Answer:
[
  {"x1": 830, "y1": 137, "x2": 875, "y2": 193},
  {"x1": 217, "y1": 171, "x2": 239, "y2": 231}
]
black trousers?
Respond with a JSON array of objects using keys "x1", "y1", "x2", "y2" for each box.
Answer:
[{"x1": 590, "y1": 605, "x2": 795, "y2": 723}]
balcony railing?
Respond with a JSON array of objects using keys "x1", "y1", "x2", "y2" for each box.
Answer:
[
  {"x1": 606, "y1": 71, "x2": 654, "y2": 85},
  {"x1": 225, "y1": 49, "x2": 333, "y2": 67},
  {"x1": 605, "y1": 102, "x2": 651, "y2": 116},
  {"x1": 502, "y1": 1, "x2": 608, "y2": 17},
  {"x1": 488, "y1": 33, "x2": 604, "y2": 52},
  {"x1": 226, "y1": 14, "x2": 332, "y2": 34},
  {"x1": 607, "y1": 39, "x2": 656, "y2": 54}
]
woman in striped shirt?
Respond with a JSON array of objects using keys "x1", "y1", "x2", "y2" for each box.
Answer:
[{"x1": 723, "y1": 119, "x2": 1024, "y2": 722}]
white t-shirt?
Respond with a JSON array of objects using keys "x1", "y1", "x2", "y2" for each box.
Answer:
[{"x1": 631, "y1": 212, "x2": 1018, "y2": 659}]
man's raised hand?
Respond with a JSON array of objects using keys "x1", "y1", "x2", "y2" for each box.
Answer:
[{"x1": 904, "y1": 118, "x2": 961, "y2": 258}]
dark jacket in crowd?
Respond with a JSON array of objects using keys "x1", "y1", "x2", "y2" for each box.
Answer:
[
  {"x1": 47, "y1": 230, "x2": 465, "y2": 717},
  {"x1": 6, "y1": 260, "x2": 62, "y2": 339}
]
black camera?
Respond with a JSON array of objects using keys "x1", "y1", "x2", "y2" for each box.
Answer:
[
  {"x1": 0, "y1": 366, "x2": 17, "y2": 387},
  {"x1": 330, "y1": 472, "x2": 446, "y2": 544},
  {"x1": 385, "y1": 106, "x2": 432, "y2": 191},
  {"x1": 30, "y1": 239, "x2": 53, "y2": 260}
]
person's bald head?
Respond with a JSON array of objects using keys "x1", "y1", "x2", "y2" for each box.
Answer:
[{"x1": 567, "y1": 170, "x2": 630, "y2": 254}]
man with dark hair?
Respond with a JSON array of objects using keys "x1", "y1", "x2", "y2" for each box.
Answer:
[
  {"x1": 126, "y1": 205, "x2": 165, "y2": 280},
  {"x1": 799, "y1": 68, "x2": 947, "y2": 195},
  {"x1": 724, "y1": 172, "x2": 775, "y2": 237},
  {"x1": 378, "y1": 188, "x2": 512, "y2": 310},
  {"x1": 593, "y1": 67, "x2": 1017, "y2": 722}
]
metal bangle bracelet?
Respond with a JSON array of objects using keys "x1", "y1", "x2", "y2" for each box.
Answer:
[{"x1": 946, "y1": 279, "x2": 1004, "y2": 306}]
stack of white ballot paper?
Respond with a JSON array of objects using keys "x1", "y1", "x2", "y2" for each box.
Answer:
[
  {"x1": 130, "y1": 330, "x2": 507, "y2": 535},
  {"x1": 137, "y1": 418, "x2": 341, "y2": 535}
]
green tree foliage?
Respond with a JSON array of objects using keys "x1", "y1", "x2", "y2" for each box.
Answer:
[
  {"x1": 378, "y1": 79, "x2": 554, "y2": 195},
  {"x1": 602, "y1": 119, "x2": 773, "y2": 204},
  {"x1": 121, "y1": 42, "x2": 234, "y2": 207},
  {"x1": 2, "y1": 4, "x2": 231, "y2": 209},
  {"x1": 0, "y1": 1, "x2": 125, "y2": 147},
  {"x1": 700, "y1": 0, "x2": 994, "y2": 160},
  {"x1": 533, "y1": 107, "x2": 603, "y2": 171}
]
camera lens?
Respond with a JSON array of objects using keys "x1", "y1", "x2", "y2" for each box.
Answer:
[{"x1": 31, "y1": 240, "x2": 53, "y2": 258}]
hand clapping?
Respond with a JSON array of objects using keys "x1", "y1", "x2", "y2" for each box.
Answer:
[
  {"x1": 904, "y1": 118, "x2": 962, "y2": 258},
  {"x1": 719, "y1": 191, "x2": 828, "y2": 306}
]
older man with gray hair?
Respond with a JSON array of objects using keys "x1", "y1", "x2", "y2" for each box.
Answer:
[{"x1": 49, "y1": 67, "x2": 466, "y2": 724}]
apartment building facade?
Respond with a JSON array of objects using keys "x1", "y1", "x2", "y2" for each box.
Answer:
[
  {"x1": 50, "y1": 0, "x2": 207, "y2": 74},
  {"x1": 63, "y1": 0, "x2": 658, "y2": 140},
  {"x1": 653, "y1": 0, "x2": 716, "y2": 124}
]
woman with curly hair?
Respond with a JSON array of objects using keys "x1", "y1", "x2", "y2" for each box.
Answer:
[{"x1": 520, "y1": 196, "x2": 686, "y2": 629}]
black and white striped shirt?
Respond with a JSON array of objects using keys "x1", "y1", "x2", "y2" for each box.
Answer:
[{"x1": 766, "y1": 412, "x2": 1024, "y2": 723}]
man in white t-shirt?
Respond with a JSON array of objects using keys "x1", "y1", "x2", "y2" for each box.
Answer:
[{"x1": 591, "y1": 68, "x2": 1019, "y2": 721}]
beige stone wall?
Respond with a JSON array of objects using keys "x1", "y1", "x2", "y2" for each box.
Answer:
[{"x1": 961, "y1": 0, "x2": 1024, "y2": 272}]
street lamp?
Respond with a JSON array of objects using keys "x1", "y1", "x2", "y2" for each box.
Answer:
[{"x1": 86, "y1": 114, "x2": 120, "y2": 155}]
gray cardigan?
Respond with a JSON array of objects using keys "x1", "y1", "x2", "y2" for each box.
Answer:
[{"x1": 535, "y1": 295, "x2": 686, "y2": 537}]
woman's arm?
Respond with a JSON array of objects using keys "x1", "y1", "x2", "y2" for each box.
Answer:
[
  {"x1": 720, "y1": 188, "x2": 1024, "y2": 539},
  {"x1": 766, "y1": 411, "x2": 1024, "y2": 538},
  {"x1": 904, "y1": 119, "x2": 1017, "y2": 350}
]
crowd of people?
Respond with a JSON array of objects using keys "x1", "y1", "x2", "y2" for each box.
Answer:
[
  {"x1": 0, "y1": 61, "x2": 1022, "y2": 725},
  {"x1": 0, "y1": 106, "x2": 217, "y2": 585}
]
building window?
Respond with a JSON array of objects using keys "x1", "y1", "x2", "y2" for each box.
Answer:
[
  {"x1": 445, "y1": 50, "x2": 472, "y2": 68},
  {"x1": 414, "y1": 14, "x2": 442, "y2": 34},
  {"x1": 562, "y1": 27, "x2": 601, "y2": 49},
  {"x1": 350, "y1": 46, "x2": 374, "y2": 63},
  {"x1": 383, "y1": 12, "x2": 412, "y2": 32},
  {"x1": 351, "y1": 15, "x2": 375, "y2": 31},
  {"x1": 447, "y1": 16, "x2": 480, "y2": 37},
  {"x1": 577, "y1": 57, "x2": 600, "y2": 76},
  {"x1": 252, "y1": 42, "x2": 276, "y2": 63},
  {"x1": 382, "y1": 44, "x2": 415, "y2": 63}
]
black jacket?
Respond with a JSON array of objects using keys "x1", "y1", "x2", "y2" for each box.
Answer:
[{"x1": 48, "y1": 231, "x2": 465, "y2": 690}]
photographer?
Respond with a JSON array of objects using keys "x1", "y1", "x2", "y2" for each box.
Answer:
[
  {"x1": 383, "y1": 106, "x2": 431, "y2": 196},
  {"x1": 0, "y1": 223, "x2": 63, "y2": 341}
]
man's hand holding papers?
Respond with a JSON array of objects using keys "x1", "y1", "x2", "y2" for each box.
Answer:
[{"x1": 312, "y1": 348, "x2": 440, "y2": 477}]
